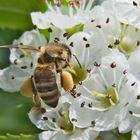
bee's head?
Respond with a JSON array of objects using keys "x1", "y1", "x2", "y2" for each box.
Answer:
[{"x1": 39, "y1": 43, "x2": 71, "y2": 71}]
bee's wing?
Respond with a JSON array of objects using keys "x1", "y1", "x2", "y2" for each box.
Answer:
[
  {"x1": 0, "y1": 44, "x2": 40, "y2": 53},
  {"x1": 20, "y1": 77, "x2": 34, "y2": 97}
]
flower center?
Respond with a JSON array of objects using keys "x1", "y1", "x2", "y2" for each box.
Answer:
[
  {"x1": 67, "y1": 65, "x2": 87, "y2": 84},
  {"x1": 118, "y1": 38, "x2": 135, "y2": 55},
  {"x1": 93, "y1": 88, "x2": 119, "y2": 108},
  {"x1": 112, "y1": 24, "x2": 137, "y2": 56},
  {"x1": 57, "y1": 111, "x2": 74, "y2": 134}
]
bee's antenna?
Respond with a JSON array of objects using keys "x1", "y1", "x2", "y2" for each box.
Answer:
[
  {"x1": 0, "y1": 45, "x2": 40, "y2": 52},
  {"x1": 73, "y1": 54, "x2": 82, "y2": 68}
]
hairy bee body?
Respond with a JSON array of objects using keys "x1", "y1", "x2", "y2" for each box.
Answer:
[
  {"x1": 2, "y1": 42, "x2": 74, "y2": 108},
  {"x1": 34, "y1": 64, "x2": 60, "y2": 108},
  {"x1": 31, "y1": 43, "x2": 72, "y2": 108}
]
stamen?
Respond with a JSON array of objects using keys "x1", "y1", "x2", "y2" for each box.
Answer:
[
  {"x1": 113, "y1": 87, "x2": 119, "y2": 102},
  {"x1": 81, "y1": 85, "x2": 92, "y2": 95},
  {"x1": 129, "y1": 111, "x2": 140, "y2": 117},
  {"x1": 92, "y1": 91, "x2": 107, "y2": 98},
  {"x1": 118, "y1": 72, "x2": 128, "y2": 92},
  {"x1": 98, "y1": 67, "x2": 109, "y2": 88},
  {"x1": 107, "y1": 95, "x2": 116, "y2": 106},
  {"x1": 112, "y1": 68, "x2": 117, "y2": 86}
]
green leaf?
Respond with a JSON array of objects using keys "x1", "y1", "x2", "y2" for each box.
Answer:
[
  {"x1": 0, "y1": 133, "x2": 38, "y2": 140},
  {"x1": 0, "y1": 90, "x2": 41, "y2": 135},
  {"x1": 0, "y1": 0, "x2": 47, "y2": 30},
  {"x1": 0, "y1": 29, "x2": 23, "y2": 69}
]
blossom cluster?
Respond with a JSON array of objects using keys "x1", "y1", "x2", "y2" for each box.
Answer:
[{"x1": 1, "y1": 0, "x2": 140, "y2": 139}]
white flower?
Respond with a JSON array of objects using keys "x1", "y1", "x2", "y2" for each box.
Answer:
[
  {"x1": 31, "y1": 0, "x2": 95, "y2": 30},
  {"x1": 100, "y1": 0, "x2": 140, "y2": 29},
  {"x1": 29, "y1": 94, "x2": 99, "y2": 140},
  {"x1": 118, "y1": 81, "x2": 140, "y2": 136},
  {"x1": 48, "y1": 27, "x2": 111, "y2": 85},
  {"x1": 114, "y1": 0, "x2": 140, "y2": 29},
  {"x1": 84, "y1": 5, "x2": 140, "y2": 82},
  {"x1": 0, "y1": 30, "x2": 47, "y2": 92},
  {"x1": 69, "y1": 51, "x2": 138, "y2": 131}
]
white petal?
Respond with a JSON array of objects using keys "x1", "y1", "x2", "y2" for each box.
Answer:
[
  {"x1": 13, "y1": 30, "x2": 47, "y2": 48},
  {"x1": 114, "y1": 0, "x2": 140, "y2": 29},
  {"x1": 132, "y1": 123, "x2": 140, "y2": 140},
  {"x1": 10, "y1": 30, "x2": 47, "y2": 74},
  {"x1": 70, "y1": 127, "x2": 99, "y2": 140},
  {"x1": 128, "y1": 47, "x2": 140, "y2": 80},
  {"x1": 31, "y1": 11, "x2": 79, "y2": 29},
  {"x1": 67, "y1": 32, "x2": 91, "y2": 66},
  {"x1": 31, "y1": 12, "x2": 51, "y2": 29},
  {"x1": 118, "y1": 117, "x2": 132, "y2": 133},
  {"x1": 28, "y1": 108, "x2": 55, "y2": 131},
  {"x1": 0, "y1": 65, "x2": 30, "y2": 92},
  {"x1": 69, "y1": 96, "x2": 100, "y2": 128}
]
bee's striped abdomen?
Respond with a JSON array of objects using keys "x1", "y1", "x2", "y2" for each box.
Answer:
[{"x1": 34, "y1": 64, "x2": 60, "y2": 108}]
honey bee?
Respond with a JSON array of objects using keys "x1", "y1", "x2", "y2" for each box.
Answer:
[{"x1": 1, "y1": 42, "x2": 74, "y2": 108}]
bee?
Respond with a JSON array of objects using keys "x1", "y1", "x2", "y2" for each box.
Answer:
[{"x1": 1, "y1": 43, "x2": 74, "y2": 108}]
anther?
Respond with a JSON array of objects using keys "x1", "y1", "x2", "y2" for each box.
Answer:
[
  {"x1": 40, "y1": 108, "x2": 46, "y2": 114},
  {"x1": 137, "y1": 40, "x2": 140, "y2": 46},
  {"x1": 63, "y1": 32, "x2": 68, "y2": 37},
  {"x1": 19, "y1": 54, "x2": 25, "y2": 58},
  {"x1": 71, "y1": 118, "x2": 77, "y2": 122},
  {"x1": 87, "y1": 68, "x2": 91, "y2": 73},
  {"x1": 131, "y1": 82, "x2": 136, "y2": 86},
  {"x1": 129, "y1": 111, "x2": 133, "y2": 115},
  {"x1": 11, "y1": 75, "x2": 15, "y2": 80},
  {"x1": 88, "y1": 103, "x2": 92, "y2": 108},
  {"x1": 69, "y1": 42, "x2": 74, "y2": 47},
  {"x1": 137, "y1": 95, "x2": 140, "y2": 99},
  {"x1": 108, "y1": 44, "x2": 113, "y2": 48},
  {"x1": 91, "y1": 120, "x2": 95, "y2": 127},
  {"x1": 21, "y1": 66, "x2": 28, "y2": 69},
  {"x1": 91, "y1": 19, "x2": 95, "y2": 22},
  {"x1": 83, "y1": 37, "x2": 87, "y2": 41},
  {"x1": 30, "y1": 62, "x2": 33, "y2": 68},
  {"x1": 123, "y1": 70, "x2": 127, "y2": 74},
  {"x1": 114, "y1": 39, "x2": 120, "y2": 45},
  {"x1": 96, "y1": 25, "x2": 101, "y2": 28},
  {"x1": 110, "y1": 62, "x2": 117, "y2": 68},
  {"x1": 112, "y1": 83, "x2": 116, "y2": 87},
  {"x1": 85, "y1": 43, "x2": 90, "y2": 48},
  {"x1": 80, "y1": 101, "x2": 85, "y2": 107},
  {"x1": 133, "y1": 1, "x2": 137, "y2": 6},
  {"x1": 94, "y1": 62, "x2": 101, "y2": 67},
  {"x1": 14, "y1": 59, "x2": 18, "y2": 64},
  {"x1": 43, "y1": 116, "x2": 48, "y2": 120},
  {"x1": 106, "y1": 18, "x2": 110, "y2": 23},
  {"x1": 52, "y1": 118, "x2": 56, "y2": 122},
  {"x1": 76, "y1": 93, "x2": 81, "y2": 97},
  {"x1": 48, "y1": 28, "x2": 52, "y2": 32}
]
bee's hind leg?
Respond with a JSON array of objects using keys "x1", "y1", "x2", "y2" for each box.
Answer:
[{"x1": 31, "y1": 76, "x2": 40, "y2": 106}]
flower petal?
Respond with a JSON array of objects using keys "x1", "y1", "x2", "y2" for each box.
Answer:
[{"x1": 0, "y1": 65, "x2": 30, "y2": 92}]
